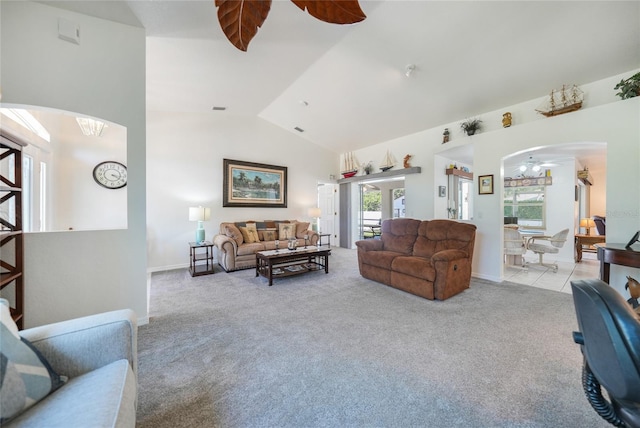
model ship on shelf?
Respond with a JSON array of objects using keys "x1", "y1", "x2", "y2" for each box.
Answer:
[
  {"x1": 535, "y1": 84, "x2": 583, "y2": 117},
  {"x1": 379, "y1": 150, "x2": 397, "y2": 172},
  {"x1": 341, "y1": 152, "x2": 359, "y2": 178}
]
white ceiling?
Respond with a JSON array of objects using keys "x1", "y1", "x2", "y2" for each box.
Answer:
[{"x1": 35, "y1": 0, "x2": 640, "y2": 160}]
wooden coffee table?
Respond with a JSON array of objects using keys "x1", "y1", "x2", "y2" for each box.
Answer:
[{"x1": 256, "y1": 246, "x2": 331, "y2": 286}]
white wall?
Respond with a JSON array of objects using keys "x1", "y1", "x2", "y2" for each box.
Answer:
[
  {"x1": 1, "y1": 1, "x2": 147, "y2": 327},
  {"x1": 146, "y1": 111, "x2": 339, "y2": 271},
  {"x1": 349, "y1": 71, "x2": 640, "y2": 296},
  {"x1": 52, "y1": 119, "x2": 128, "y2": 231}
]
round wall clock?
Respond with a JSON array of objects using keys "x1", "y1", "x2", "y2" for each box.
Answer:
[{"x1": 93, "y1": 161, "x2": 127, "y2": 189}]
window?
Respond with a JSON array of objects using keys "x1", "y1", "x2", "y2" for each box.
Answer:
[{"x1": 504, "y1": 186, "x2": 546, "y2": 229}]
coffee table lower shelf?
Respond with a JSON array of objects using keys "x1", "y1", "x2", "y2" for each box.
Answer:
[{"x1": 255, "y1": 247, "x2": 331, "y2": 286}]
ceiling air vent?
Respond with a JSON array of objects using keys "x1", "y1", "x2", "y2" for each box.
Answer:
[
  {"x1": 294, "y1": 127, "x2": 304, "y2": 133},
  {"x1": 212, "y1": 106, "x2": 226, "y2": 111}
]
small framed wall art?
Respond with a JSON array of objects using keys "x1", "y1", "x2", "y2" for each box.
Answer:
[
  {"x1": 478, "y1": 174, "x2": 494, "y2": 195},
  {"x1": 438, "y1": 186, "x2": 446, "y2": 197}
]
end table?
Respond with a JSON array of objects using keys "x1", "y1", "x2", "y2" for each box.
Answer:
[
  {"x1": 318, "y1": 233, "x2": 331, "y2": 247},
  {"x1": 189, "y1": 241, "x2": 215, "y2": 276}
]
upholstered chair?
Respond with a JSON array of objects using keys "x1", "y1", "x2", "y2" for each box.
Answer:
[{"x1": 525, "y1": 228, "x2": 570, "y2": 272}]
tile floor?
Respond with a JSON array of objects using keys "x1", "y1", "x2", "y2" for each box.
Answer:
[{"x1": 504, "y1": 251, "x2": 600, "y2": 294}]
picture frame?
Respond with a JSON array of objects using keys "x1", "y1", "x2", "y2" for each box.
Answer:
[
  {"x1": 478, "y1": 174, "x2": 494, "y2": 195},
  {"x1": 223, "y1": 159, "x2": 287, "y2": 208},
  {"x1": 438, "y1": 186, "x2": 446, "y2": 197}
]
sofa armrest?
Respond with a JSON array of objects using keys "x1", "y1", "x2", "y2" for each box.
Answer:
[
  {"x1": 214, "y1": 233, "x2": 237, "y2": 254},
  {"x1": 431, "y1": 249, "x2": 468, "y2": 262},
  {"x1": 20, "y1": 309, "x2": 137, "y2": 379},
  {"x1": 431, "y1": 249, "x2": 473, "y2": 300},
  {"x1": 355, "y1": 239, "x2": 384, "y2": 252},
  {"x1": 306, "y1": 230, "x2": 319, "y2": 246}
]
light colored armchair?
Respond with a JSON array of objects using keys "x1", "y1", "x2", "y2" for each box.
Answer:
[
  {"x1": 5, "y1": 310, "x2": 138, "y2": 427},
  {"x1": 525, "y1": 228, "x2": 570, "y2": 272}
]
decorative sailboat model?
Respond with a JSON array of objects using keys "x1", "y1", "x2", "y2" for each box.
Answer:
[
  {"x1": 379, "y1": 150, "x2": 397, "y2": 172},
  {"x1": 341, "y1": 152, "x2": 359, "y2": 178},
  {"x1": 535, "y1": 84, "x2": 583, "y2": 117}
]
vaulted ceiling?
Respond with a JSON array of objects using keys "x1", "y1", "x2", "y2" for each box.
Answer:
[{"x1": 37, "y1": 1, "x2": 640, "y2": 155}]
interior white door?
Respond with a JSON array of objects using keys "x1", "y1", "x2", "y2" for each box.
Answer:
[{"x1": 318, "y1": 183, "x2": 336, "y2": 244}]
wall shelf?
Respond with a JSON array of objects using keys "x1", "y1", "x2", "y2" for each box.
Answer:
[
  {"x1": 337, "y1": 166, "x2": 421, "y2": 184},
  {"x1": 445, "y1": 168, "x2": 473, "y2": 180}
]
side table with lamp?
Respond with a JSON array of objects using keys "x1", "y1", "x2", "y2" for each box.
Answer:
[
  {"x1": 575, "y1": 217, "x2": 605, "y2": 262},
  {"x1": 188, "y1": 206, "x2": 214, "y2": 276}
]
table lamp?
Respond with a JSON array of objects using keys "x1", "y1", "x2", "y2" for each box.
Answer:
[
  {"x1": 189, "y1": 206, "x2": 211, "y2": 243},
  {"x1": 580, "y1": 218, "x2": 596, "y2": 236},
  {"x1": 308, "y1": 207, "x2": 321, "y2": 232}
]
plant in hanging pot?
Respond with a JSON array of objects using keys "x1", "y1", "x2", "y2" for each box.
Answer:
[
  {"x1": 614, "y1": 72, "x2": 640, "y2": 100},
  {"x1": 460, "y1": 118, "x2": 482, "y2": 136}
]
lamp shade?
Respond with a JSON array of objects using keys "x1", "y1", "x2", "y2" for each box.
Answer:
[
  {"x1": 308, "y1": 207, "x2": 321, "y2": 218},
  {"x1": 189, "y1": 206, "x2": 211, "y2": 222},
  {"x1": 579, "y1": 218, "x2": 595, "y2": 228}
]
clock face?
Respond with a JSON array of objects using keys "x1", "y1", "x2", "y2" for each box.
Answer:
[{"x1": 93, "y1": 161, "x2": 127, "y2": 189}]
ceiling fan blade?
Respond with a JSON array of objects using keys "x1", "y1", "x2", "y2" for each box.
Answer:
[
  {"x1": 291, "y1": 0, "x2": 366, "y2": 24},
  {"x1": 215, "y1": 0, "x2": 272, "y2": 51}
]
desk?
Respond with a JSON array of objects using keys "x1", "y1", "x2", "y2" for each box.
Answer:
[
  {"x1": 596, "y1": 244, "x2": 640, "y2": 284},
  {"x1": 575, "y1": 234, "x2": 606, "y2": 262}
]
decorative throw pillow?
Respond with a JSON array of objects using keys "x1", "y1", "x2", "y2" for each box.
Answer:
[
  {"x1": 0, "y1": 299, "x2": 66, "y2": 423},
  {"x1": 224, "y1": 224, "x2": 244, "y2": 246},
  {"x1": 262, "y1": 230, "x2": 278, "y2": 241},
  {"x1": 278, "y1": 222, "x2": 297, "y2": 240},
  {"x1": 239, "y1": 225, "x2": 260, "y2": 243},
  {"x1": 295, "y1": 221, "x2": 311, "y2": 239}
]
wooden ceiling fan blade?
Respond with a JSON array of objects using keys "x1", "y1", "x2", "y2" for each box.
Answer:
[
  {"x1": 215, "y1": 0, "x2": 272, "y2": 51},
  {"x1": 291, "y1": 0, "x2": 366, "y2": 24}
]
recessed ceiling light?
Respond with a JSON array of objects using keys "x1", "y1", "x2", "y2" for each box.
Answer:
[
  {"x1": 405, "y1": 64, "x2": 416, "y2": 77},
  {"x1": 212, "y1": 106, "x2": 227, "y2": 111}
]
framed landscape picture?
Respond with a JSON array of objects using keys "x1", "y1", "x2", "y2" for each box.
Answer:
[
  {"x1": 478, "y1": 174, "x2": 494, "y2": 195},
  {"x1": 223, "y1": 159, "x2": 287, "y2": 207}
]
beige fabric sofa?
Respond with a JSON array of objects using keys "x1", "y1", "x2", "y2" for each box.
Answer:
[{"x1": 214, "y1": 220, "x2": 319, "y2": 272}]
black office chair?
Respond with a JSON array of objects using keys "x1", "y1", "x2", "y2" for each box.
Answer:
[{"x1": 571, "y1": 279, "x2": 640, "y2": 427}]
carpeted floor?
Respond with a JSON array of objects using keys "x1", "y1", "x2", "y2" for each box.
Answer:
[{"x1": 136, "y1": 247, "x2": 607, "y2": 427}]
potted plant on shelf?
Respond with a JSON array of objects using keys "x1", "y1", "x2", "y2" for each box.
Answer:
[
  {"x1": 460, "y1": 118, "x2": 482, "y2": 136},
  {"x1": 614, "y1": 72, "x2": 640, "y2": 100}
]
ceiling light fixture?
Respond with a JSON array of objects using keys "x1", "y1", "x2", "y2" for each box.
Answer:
[
  {"x1": 76, "y1": 117, "x2": 106, "y2": 137},
  {"x1": 519, "y1": 156, "x2": 542, "y2": 174},
  {"x1": 405, "y1": 64, "x2": 416, "y2": 77}
]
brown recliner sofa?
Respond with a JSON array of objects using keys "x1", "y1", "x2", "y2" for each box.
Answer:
[{"x1": 356, "y1": 218, "x2": 477, "y2": 300}]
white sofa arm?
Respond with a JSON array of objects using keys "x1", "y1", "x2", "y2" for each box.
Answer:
[{"x1": 20, "y1": 309, "x2": 137, "y2": 379}]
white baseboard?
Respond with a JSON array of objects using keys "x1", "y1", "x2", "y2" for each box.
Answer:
[
  {"x1": 472, "y1": 272, "x2": 501, "y2": 282},
  {"x1": 147, "y1": 263, "x2": 189, "y2": 273}
]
